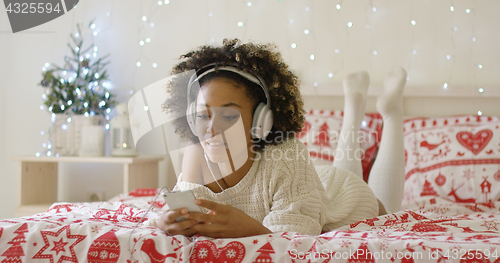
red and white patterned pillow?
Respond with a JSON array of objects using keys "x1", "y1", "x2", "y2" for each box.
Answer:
[
  {"x1": 299, "y1": 110, "x2": 383, "y2": 182},
  {"x1": 402, "y1": 115, "x2": 500, "y2": 206}
]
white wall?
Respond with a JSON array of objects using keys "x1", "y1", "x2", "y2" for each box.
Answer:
[
  {"x1": 0, "y1": 24, "x2": 11, "y2": 218},
  {"x1": 1, "y1": 0, "x2": 499, "y2": 219},
  {"x1": 0, "y1": 10, "x2": 77, "y2": 219}
]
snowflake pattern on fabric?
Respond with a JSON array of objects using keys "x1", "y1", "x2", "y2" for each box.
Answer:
[
  {"x1": 1, "y1": 179, "x2": 500, "y2": 263},
  {"x1": 481, "y1": 220, "x2": 499, "y2": 231}
]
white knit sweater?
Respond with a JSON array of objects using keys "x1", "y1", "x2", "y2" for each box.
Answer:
[{"x1": 173, "y1": 137, "x2": 379, "y2": 236}]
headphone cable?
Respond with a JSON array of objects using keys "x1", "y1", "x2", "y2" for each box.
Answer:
[{"x1": 203, "y1": 153, "x2": 238, "y2": 208}]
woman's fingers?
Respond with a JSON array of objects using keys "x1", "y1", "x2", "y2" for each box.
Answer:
[
  {"x1": 158, "y1": 209, "x2": 199, "y2": 236},
  {"x1": 162, "y1": 219, "x2": 198, "y2": 236},
  {"x1": 195, "y1": 199, "x2": 227, "y2": 213},
  {"x1": 184, "y1": 211, "x2": 217, "y2": 224},
  {"x1": 164, "y1": 208, "x2": 189, "y2": 222}
]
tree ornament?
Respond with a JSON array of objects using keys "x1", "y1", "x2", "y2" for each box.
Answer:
[
  {"x1": 87, "y1": 230, "x2": 120, "y2": 263},
  {"x1": 80, "y1": 59, "x2": 90, "y2": 68},
  {"x1": 41, "y1": 79, "x2": 49, "y2": 87}
]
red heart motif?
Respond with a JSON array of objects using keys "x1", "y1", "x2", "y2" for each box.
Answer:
[
  {"x1": 190, "y1": 240, "x2": 245, "y2": 263},
  {"x1": 456, "y1": 130, "x2": 493, "y2": 155}
]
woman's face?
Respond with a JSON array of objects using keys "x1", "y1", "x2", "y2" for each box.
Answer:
[{"x1": 194, "y1": 78, "x2": 255, "y2": 167}]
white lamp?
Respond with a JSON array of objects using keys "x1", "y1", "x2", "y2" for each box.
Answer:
[{"x1": 110, "y1": 103, "x2": 138, "y2": 157}]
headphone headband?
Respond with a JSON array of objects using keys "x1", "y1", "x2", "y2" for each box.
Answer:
[{"x1": 187, "y1": 63, "x2": 271, "y2": 106}]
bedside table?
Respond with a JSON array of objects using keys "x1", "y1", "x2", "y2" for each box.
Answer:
[{"x1": 11, "y1": 155, "x2": 164, "y2": 217}]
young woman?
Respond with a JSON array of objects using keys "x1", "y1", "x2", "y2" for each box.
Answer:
[{"x1": 155, "y1": 39, "x2": 406, "y2": 238}]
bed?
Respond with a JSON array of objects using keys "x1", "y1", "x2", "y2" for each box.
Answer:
[{"x1": 1, "y1": 110, "x2": 499, "y2": 262}]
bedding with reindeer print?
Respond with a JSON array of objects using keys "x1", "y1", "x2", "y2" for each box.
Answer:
[{"x1": 0, "y1": 188, "x2": 499, "y2": 263}]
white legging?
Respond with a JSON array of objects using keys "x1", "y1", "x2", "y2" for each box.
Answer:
[{"x1": 332, "y1": 67, "x2": 407, "y2": 214}]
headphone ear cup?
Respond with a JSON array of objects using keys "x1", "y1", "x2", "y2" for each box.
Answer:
[
  {"x1": 251, "y1": 103, "x2": 273, "y2": 140},
  {"x1": 261, "y1": 106, "x2": 273, "y2": 139},
  {"x1": 186, "y1": 102, "x2": 197, "y2": 137}
]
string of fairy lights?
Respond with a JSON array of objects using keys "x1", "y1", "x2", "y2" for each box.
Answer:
[
  {"x1": 366, "y1": 0, "x2": 377, "y2": 71},
  {"x1": 447, "y1": 0, "x2": 484, "y2": 116},
  {"x1": 443, "y1": 0, "x2": 458, "y2": 93},
  {"x1": 467, "y1": 0, "x2": 485, "y2": 116},
  {"x1": 134, "y1": 0, "x2": 472, "y2": 86},
  {"x1": 303, "y1": 1, "x2": 320, "y2": 93},
  {"x1": 135, "y1": 0, "x2": 166, "y2": 71},
  {"x1": 406, "y1": 0, "x2": 416, "y2": 82},
  {"x1": 36, "y1": 0, "x2": 490, "y2": 157},
  {"x1": 115, "y1": 0, "x2": 492, "y2": 117}
]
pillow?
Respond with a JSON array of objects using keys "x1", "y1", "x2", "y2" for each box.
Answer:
[
  {"x1": 402, "y1": 115, "x2": 500, "y2": 206},
  {"x1": 299, "y1": 110, "x2": 383, "y2": 182}
]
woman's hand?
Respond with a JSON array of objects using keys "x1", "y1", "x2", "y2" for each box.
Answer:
[
  {"x1": 157, "y1": 208, "x2": 200, "y2": 236},
  {"x1": 183, "y1": 199, "x2": 272, "y2": 238}
]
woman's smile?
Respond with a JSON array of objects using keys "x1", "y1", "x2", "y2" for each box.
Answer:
[{"x1": 202, "y1": 137, "x2": 228, "y2": 152}]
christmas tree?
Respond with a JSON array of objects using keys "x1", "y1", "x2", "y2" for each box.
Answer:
[
  {"x1": 253, "y1": 242, "x2": 275, "y2": 263},
  {"x1": 314, "y1": 122, "x2": 330, "y2": 147},
  {"x1": 347, "y1": 242, "x2": 375, "y2": 263},
  {"x1": 1, "y1": 223, "x2": 28, "y2": 262},
  {"x1": 420, "y1": 179, "x2": 438, "y2": 196},
  {"x1": 39, "y1": 20, "x2": 116, "y2": 117}
]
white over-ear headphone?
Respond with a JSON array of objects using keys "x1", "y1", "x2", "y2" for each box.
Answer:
[{"x1": 185, "y1": 63, "x2": 273, "y2": 140}]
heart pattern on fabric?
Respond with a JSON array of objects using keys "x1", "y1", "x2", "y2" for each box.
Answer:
[
  {"x1": 456, "y1": 130, "x2": 493, "y2": 155},
  {"x1": 190, "y1": 240, "x2": 245, "y2": 263}
]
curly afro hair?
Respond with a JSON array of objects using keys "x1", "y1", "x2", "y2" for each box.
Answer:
[{"x1": 163, "y1": 38, "x2": 305, "y2": 149}]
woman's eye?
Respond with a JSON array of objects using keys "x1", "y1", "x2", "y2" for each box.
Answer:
[
  {"x1": 196, "y1": 114, "x2": 209, "y2": 119},
  {"x1": 223, "y1": 115, "x2": 238, "y2": 120}
]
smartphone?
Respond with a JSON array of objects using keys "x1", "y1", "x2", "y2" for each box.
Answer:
[{"x1": 162, "y1": 190, "x2": 203, "y2": 222}]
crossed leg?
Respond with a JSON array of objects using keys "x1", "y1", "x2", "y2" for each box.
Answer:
[
  {"x1": 333, "y1": 67, "x2": 407, "y2": 214},
  {"x1": 369, "y1": 66, "x2": 407, "y2": 213},
  {"x1": 332, "y1": 71, "x2": 370, "y2": 177}
]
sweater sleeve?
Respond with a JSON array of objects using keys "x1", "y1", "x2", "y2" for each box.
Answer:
[{"x1": 261, "y1": 139, "x2": 324, "y2": 236}]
